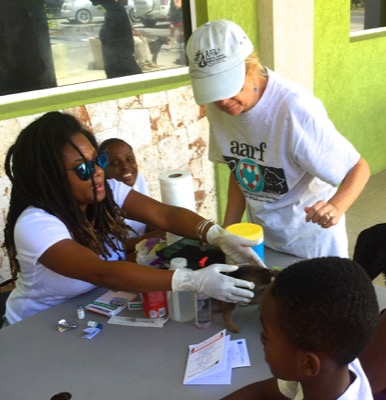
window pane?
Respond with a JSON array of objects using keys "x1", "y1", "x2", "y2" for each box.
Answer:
[
  {"x1": 351, "y1": 0, "x2": 386, "y2": 32},
  {"x1": 350, "y1": 1, "x2": 364, "y2": 32},
  {"x1": 0, "y1": 0, "x2": 191, "y2": 96}
]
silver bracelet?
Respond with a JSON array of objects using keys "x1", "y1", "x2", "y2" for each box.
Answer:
[{"x1": 195, "y1": 219, "x2": 213, "y2": 249}]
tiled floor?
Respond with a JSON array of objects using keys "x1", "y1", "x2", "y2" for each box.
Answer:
[{"x1": 346, "y1": 169, "x2": 386, "y2": 288}]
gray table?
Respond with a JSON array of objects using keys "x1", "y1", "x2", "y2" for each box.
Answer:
[{"x1": 1, "y1": 249, "x2": 385, "y2": 400}]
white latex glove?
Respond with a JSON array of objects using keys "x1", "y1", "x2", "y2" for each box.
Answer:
[
  {"x1": 206, "y1": 224, "x2": 267, "y2": 268},
  {"x1": 172, "y1": 263, "x2": 255, "y2": 303}
]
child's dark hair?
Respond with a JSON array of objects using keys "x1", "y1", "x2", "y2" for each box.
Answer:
[
  {"x1": 353, "y1": 223, "x2": 386, "y2": 282},
  {"x1": 99, "y1": 138, "x2": 133, "y2": 153},
  {"x1": 3, "y1": 111, "x2": 129, "y2": 280},
  {"x1": 271, "y1": 257, "x2": 379, "y2": 366}
]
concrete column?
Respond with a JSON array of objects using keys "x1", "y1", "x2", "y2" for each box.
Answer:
[{"x1": 258, "y1": 0, "x2": 314, "y2": 91}]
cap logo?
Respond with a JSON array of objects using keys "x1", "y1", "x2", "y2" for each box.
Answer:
[{"x1": 193, "y1": 48, "x2": 226, "y2": 69}]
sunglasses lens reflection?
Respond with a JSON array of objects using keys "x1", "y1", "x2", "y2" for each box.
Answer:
[
  {"x1": 97, "y1": 151, "x2": 109, "y2": 170},
  {"x1": 76, "y1": 162, "x2": 94, "y2": 181},
  {"x1": 74, "y1": 152, "x2": 108, "y2": 181}
]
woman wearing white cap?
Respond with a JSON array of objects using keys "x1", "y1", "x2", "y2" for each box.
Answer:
[{"x1": 186, "y1": 20, "x2": 370, "y2": 259}]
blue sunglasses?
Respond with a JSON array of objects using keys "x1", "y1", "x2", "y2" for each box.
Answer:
[{"x1": 67, "y1": 151, "x2": 109, "y2": 181}]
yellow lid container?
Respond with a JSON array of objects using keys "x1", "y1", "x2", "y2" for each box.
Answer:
[
  {"x1": 226, "y1": 223, "x2": 263, "y2": 243},
  {"x1": 226, "y1": 223, "x2": 264, "y2": 262}
]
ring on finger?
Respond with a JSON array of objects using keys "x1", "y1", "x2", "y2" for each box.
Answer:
[{"x1": 327, "y1": 212, "x2": 334, "y2": 219}]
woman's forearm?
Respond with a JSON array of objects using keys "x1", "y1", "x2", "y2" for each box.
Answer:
[{"x1": 223, "y1": 173, "x2": 246, "y2": 227}]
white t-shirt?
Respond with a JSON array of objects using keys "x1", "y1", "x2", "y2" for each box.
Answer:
[
  {"x1": 6, "y1": 179, "x2": 131, "y2": 324},
  {"x1": 278, "y1": 358, "x2": 373, "y2": 399},
  {"x1": 125, "y1": 173, "x2": 149, "y2": 237},
  {"x1": 207, "y1": 69, "x2": 360, "y2": 258}
]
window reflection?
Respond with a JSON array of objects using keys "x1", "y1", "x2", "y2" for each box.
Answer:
[
  {"x1": 351, "y1": 0, "x2": 365, "y2": 32},
  {"x1": 52, "y1": 0, "x2": 189, "y2": 82},
  {"x1": 0, "y1": 0, "x2": 190, "y2": 96},
  {"x1": 351, "y1": 0, "x2": 386, "y2": 32}
]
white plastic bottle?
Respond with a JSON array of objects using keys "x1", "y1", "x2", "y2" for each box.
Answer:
[{"x1": 168, "y1": 258, "x2": 195, "y2": 322}]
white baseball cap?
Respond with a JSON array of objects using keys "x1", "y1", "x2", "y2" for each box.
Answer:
[{"x1": 186, "y1": 20, "x2": 254, "y2": 105}]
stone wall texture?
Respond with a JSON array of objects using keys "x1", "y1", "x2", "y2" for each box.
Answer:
[{"x1": 0, "y1": 86, "x2": 217, "y2": 282}]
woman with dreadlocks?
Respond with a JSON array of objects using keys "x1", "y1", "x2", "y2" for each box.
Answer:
[{"x1": 2, "y1": 111, "x2": 260, "y2": 326}]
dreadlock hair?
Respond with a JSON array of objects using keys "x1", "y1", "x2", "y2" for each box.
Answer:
[
  {"x1": 4, "y1": 111, "x2": 130, "y2": 280},
  {"x1": 270, "y1": 257, "x2": 379, "y2": 367}
]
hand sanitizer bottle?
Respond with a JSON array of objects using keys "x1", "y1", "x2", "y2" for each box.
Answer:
[{"x1": 168, "y1": 258, "x2": 195, "y2": 322}]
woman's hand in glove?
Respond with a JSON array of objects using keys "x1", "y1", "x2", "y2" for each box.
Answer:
[
  {"x1": 206, "y1": 224, "x2": 267, "y2": 267},
  {"x1": 172, "y1": 263, "x2": 255, "y2": 303}
]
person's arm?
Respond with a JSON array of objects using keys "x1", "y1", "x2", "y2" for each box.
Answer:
[
  {"x1": 39, "y1": 238, "x2": 255, "y2": 302},
  {"x1": 304, "y1": 157, "x2": 370, "y2": 228},
  {"x1": 123, "y1": 189, "x2": 264, "y2": 265},
  {"x1": 221, "y1": 377, "x2": 287, "y2": 400},
  {"x1": 40, "y1": 239, "x2": 174, "y2": 292},
  {"x1": 223, "y1": 173, "x2": 246, "y2": 227},
  {"x1": 122, "y1": 189, "x2": 212, "y2": 240},
  {"x1": 359, "y1": 310, "x2": 386, "y2": 394}
]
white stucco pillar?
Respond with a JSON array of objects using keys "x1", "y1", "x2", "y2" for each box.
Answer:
[{"x1": 258, "y1": 0, "x2": 314, "y2": 91}]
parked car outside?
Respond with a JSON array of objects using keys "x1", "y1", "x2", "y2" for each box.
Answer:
[
  {"x1": 134, "y1": 0, "x2": 170, "y2": 28},
  {"x1": 120, "y1": 0, "x2": 141, "y2": 24},
  {"x1": 61, "y1": 0, "x2": 139, "y2": 24},
  {"x1": 45, "y1": 0, "x2": 65, "y2": 18}
]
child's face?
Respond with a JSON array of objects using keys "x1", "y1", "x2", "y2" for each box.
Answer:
[
  {"x1": 104, "y1": 141, "x2": 138, "y2": 187},
  {"x1": 260, "y1": 285, "x2": 304, "y2": 381}
]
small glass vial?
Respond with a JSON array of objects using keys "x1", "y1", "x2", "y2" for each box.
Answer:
[
  {"x1": 77, "y1": 305, "x2": 85, "y2": 319},
  {"x1": 195, "y1": 293, "x2": 211, "y2": 329}
]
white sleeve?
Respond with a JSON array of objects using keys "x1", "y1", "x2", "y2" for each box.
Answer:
[
  {"x1": 15, "y1": 208, "x2": 72, "y2": 266},
  {"x1": 133, "y1": 173, "x2": 150, "y2": 196},
  {"x1": 107, "y1": 178, "x2": 132, "y2": 207},
  {"x1": 291, "y1": 98, "x2": 360, "y2": 187}
]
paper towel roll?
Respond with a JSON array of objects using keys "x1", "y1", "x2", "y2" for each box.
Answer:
[
  {"x1": 159, "y1": 171, "x2": 196, "y2": 244},
  {"x1": 159, "y1": 171, "x2": 196, "y2": 211}
]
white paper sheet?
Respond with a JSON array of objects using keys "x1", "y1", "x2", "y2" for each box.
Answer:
[
  {"x1": 183, "y1": 330, "x2": 251, "y2": 385},
  {"x1": 230, "y1": 339, "x2": 251, "y2": 368}
]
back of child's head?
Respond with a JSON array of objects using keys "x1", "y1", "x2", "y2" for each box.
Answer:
[{"x1": 270, "y1": 257, "x2": 379, "y2": 366}]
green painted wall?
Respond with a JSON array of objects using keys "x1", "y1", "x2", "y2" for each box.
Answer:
[
  {"x1": 314, "y1": 0, "x2": 386, "y2": 174},
  {"x1": 205, "y1": 0, "x2": 259, "y2": 45}
]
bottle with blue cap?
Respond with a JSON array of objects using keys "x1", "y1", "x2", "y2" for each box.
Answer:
[{"x1": 225, "y1": 222, "x2": 265, "y2": 266}]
